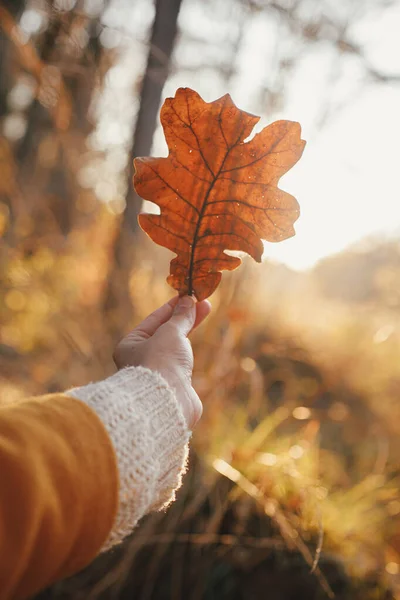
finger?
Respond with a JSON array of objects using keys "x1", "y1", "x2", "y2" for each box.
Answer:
[
  {"x1": 192, "y1": 299, "x2": 212, "y2": 331},
  {"x1": 168, "y1": 296, "x2": 196, "y2": 336},
  {"x1": 132, "y1": 296, "x2": 179, "y2": 338}
]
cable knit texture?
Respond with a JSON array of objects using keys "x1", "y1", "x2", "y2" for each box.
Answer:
[{"x1": 68, "y1": 367, "x2": 190, "y2": 551}]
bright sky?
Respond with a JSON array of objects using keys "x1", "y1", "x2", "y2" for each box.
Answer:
[
  {"x1": 267, "y1": 83, "x2": 400, "y2": 269},
  {"x1": 258, "y1": 2, "x2": 400, "y2": 270},
  {"x1": 94, "y1": 0, "x2": 400, "y2": 271}
]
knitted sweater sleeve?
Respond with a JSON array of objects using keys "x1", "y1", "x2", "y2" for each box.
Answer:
[
  {"x1": 67, "y1": 366, "x2": 190, "y2": 550},
  {"x1": 0, "y1": 367, "x2": 190, "y2": 600}
]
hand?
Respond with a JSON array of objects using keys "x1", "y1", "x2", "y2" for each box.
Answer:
[{"x1": 113, "y1": 296, "x2": 211, "y2": 429}]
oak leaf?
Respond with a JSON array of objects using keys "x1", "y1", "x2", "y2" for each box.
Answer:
[{"x1": 134, "y1": 88, "x2": 306, "y2": 300}]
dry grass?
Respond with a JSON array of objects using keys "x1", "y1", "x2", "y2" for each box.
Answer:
[{"x1": 2, "y1": 238, "x2": 400, "y2": 598}]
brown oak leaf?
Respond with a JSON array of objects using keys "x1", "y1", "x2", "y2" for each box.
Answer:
[{"x1": 134, "y1": 87, "x2": 306, "y2": 300}]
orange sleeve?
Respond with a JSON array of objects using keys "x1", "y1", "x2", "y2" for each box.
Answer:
[{"x1": 0, "y1": 393, "x2": 119, "y2": 600}]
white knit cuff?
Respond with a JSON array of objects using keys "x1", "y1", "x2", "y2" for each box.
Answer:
[{"x1": 67, "y1": 366, "x2": 190, "y2": 551}]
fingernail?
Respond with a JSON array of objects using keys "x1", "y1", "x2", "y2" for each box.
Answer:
[{"x1": 175, "y1": 295, "x2": 195, "y2": 311}]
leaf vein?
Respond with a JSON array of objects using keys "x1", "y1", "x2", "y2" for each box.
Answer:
[
  {"x1": 221, "y1": 135, "x2": 290, "y2": 174},
  {"x1": 207, "y1": 198, "x2": 295, "y2": 212},
  {"x1": 146, "y1": 164, "x2": 200, "y2": 216}
]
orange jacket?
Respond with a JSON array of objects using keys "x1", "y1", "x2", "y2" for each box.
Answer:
[{"x1": 0, "y1": 393, "x2": 118, "y2": 600}]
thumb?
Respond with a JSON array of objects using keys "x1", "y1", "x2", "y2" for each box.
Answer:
[{"x1": 168, "y1": 296, "x2": 196, "y2": 336}]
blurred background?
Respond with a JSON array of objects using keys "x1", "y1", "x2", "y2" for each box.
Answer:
[{"x1": 1, "y1": 0, "x2": 400, "y2": 598}]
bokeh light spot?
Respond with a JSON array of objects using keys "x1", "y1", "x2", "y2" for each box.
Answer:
[
  {"x1": 241, "y1": 357, "x2": 256, "y2": 372},
  {"x1": 257, "y1": 452, "x2": 277, "y2": 466},
  {"x1": 20, "y1": 10, "x2": 45, "y2": 35},
  {"x1": 293, "y1": 406, "x2": 311, "y2": 420},
  {"x1": 5, "y1": 289, "x2": 26, "y2": 311},
  {"x1": 54, "y1": 0, "x2": 77, "y2": 11},
  {"x1": 288, "y1": 444, "x2": 304, "y2": 459},
  {"x1": 385, "y1": 562, "x2": 399, "y2": 575},
  {"x1": 3, "y1": 114, "x2": 27, "y2": 141},
  {"x1": 8, "y1": 78, "x2": 35, "y2": 111}
]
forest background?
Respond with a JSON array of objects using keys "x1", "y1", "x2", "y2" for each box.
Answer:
[{"x1": 1, "y1": 0, "x2": 400, "y2": 598}]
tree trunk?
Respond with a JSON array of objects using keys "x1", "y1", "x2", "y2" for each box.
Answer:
[
  {"x1": 104, "y1": 0, "x2": 183, "y2": 339},
  {"x1": 0, "y1": 1, "x2": 25, "y2": 116}
]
